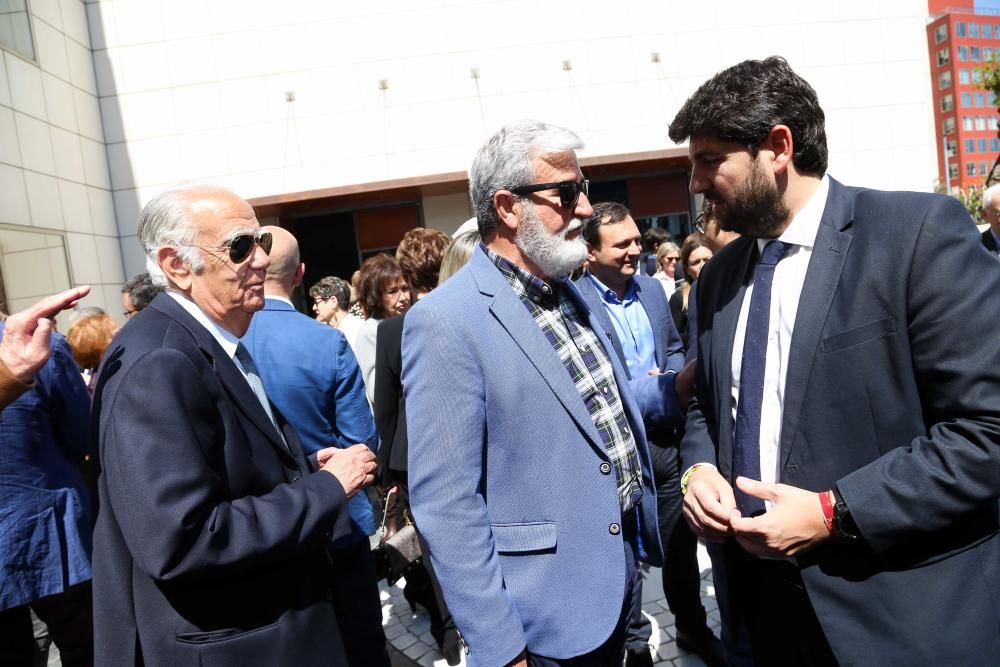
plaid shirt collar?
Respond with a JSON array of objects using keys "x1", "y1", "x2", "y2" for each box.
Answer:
[{"x1": 481, "y1": 243, "x2": 562, "y2": 309}]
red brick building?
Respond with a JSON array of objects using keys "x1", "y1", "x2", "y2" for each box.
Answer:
[{"x1": 927, "y1": 0, "x2": 1000, "y2": 190}]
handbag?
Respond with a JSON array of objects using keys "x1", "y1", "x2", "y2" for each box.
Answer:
[{"x1": 374, "y1": 486, "x2": 423, "y2": 584}]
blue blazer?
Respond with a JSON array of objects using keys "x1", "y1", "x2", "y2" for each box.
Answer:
[
  {"x1": 244, "y1": 297, "x2": 378, "y2": 542},
  {"x1": 684, "y1": 178, "x2": 1000, "y2": 663},
  {"x1": 92, "y1": 294, "x2": 352, "y2": 666},
  {"x1": 0, "y1": 329, "x2": 91, "y2": 610},
  {"x1": 403, "y1": 247, "x2": 662, "y2": 667},
  {"x1": 574, "y1": 273, "x2": 686, "y2": 439}
]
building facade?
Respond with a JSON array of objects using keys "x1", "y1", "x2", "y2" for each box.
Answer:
[
  {"x1": 1, "y1": 1, "x2": 940, "y2": 320},
  {"x1": 927, "y1": 0, "x2": 1000, "y2": 191}
]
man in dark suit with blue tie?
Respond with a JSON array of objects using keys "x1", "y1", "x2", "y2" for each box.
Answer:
[
  {"x1": 242, "y1": 226, "x2": 388, "y2": 667},
  {"x1": 671, "y1": 57, "x2": 1000, "y2": 664},
  {"x1": 575, "y1": 202, "x2": 721, "y2": 667},
  {"x1": 92, "y1": 184, "x2": 378, "y2": 666}
]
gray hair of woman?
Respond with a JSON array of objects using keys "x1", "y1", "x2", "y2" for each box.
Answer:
[{"x1": 438, "y1": 230, "x2": 480, "y2": 285}]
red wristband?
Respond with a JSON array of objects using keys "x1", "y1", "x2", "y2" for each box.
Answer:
[{"x1": 819, "y1": 490, "x2": 835, "y2": 534}]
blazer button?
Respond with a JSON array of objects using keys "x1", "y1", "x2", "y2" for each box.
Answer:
[
  {"x1": 291, "y1": 474, "x2": 302, "y2": 482},
  {"x1": 600, "y1": 462, "x2": 612, "y2": 475},
  {"x1": 609, "y1": 523, "x2": 621, "y2": 535}
]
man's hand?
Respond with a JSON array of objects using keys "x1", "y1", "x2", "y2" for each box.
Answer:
[
  {"x1": 505, "y1": 650, "x2": 527, "y2": 667},
  {"x1": 682, "y1": 465, "x2": 737, "y2": 541},
  {"x1": 0, "y1": 286, "x2": 90, "y2": 382},
  {"x1": 729, "y1": 477, "x2": 832, "y2": 558},
  {"x1": 674, "y1": 359, "x2": 697, "y2": 409},
  {"x1": 318, "y1": 444, "x2": 376, "y2": 497}
]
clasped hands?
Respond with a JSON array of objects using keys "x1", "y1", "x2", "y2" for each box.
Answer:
[
  {"x1": 682, "y1": 466, "x2": 832, "y2": 558},
  {"x1": 314, "y1": 444, "x2": 377, "y2": 498}
]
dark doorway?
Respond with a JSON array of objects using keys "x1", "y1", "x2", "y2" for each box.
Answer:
[{"x1": 287, "y1": 212, "x2": 359, "y2": 303}]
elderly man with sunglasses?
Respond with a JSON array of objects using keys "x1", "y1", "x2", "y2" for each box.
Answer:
[
  {"x1": 404, "y1": 120, "x2": 663, "y2": 667},
  {"x1": 91, "y1": 183, "x2": 376, "y2": 667}
]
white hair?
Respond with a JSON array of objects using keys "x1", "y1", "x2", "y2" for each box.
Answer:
[
  {"x1": 983, "y1": 183, "x2": 1000, "y2": 209},
  {"x1": 469, "y1": 120, "x2": 584, "y2": 238},
  {"x1": 137, "y1": 183, "x2": 236, "y2": 286}
]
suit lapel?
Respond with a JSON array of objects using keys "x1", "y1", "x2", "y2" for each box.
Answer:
[
  {"x1": 575, "y1": 275, "x2": 630, "y2": 378},
  {"x1": 471, "y1": 252, "x2": 605, "y2": 451},
  {"x1": 152, "y1": 295, "x2": 297, "y2": 464},
  {"x1": 779, "y1": 179, "x2": 854, "y2": 469},
  {"x1": 708, "y1": 238, "x2": 757, "y2": 471}
]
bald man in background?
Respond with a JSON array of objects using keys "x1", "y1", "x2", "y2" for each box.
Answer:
[{"x1": 242, "y1": 226, "x2": 388, "y2": 667}]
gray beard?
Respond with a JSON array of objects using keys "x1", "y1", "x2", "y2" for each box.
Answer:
[{"x1": 515, "y1": 203, "x2": 587, "y2": 279}]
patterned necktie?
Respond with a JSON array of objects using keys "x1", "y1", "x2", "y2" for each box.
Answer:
[
  {"x1": 234, "y1": 342, "x2": 287, "y2": 449},
  {"x1": 733, "y1": 240, "x2": 789, "y2": 517}
]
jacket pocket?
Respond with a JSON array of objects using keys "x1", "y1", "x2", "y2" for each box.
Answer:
[
  {"x1": 491, "y1": 521, "x2": 557, "y2": 554},
  {"x1": 176, "y1": 621, "x2": 279, "y2": 645},
  {"x1": 820, "y1": 316, "x2": 896, "y2": 353}
]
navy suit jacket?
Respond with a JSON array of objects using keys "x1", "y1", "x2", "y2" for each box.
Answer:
[
  {"x1": 92, "y1": 293, "x2": 351, "y2": 666},
  {"x1": 983, "y1": 227, "x2": 999, "y2": 255},
  {"x1": 574, "y1": 272, "x2": 685, "y2": 440},
  {"x1": 243, "y1": 297, "x2": 378, "y2": 543},
  {"x1": 403, "y1": 247, "x2": 662, "y2": 666},
  {"x1": 683, "y1": 178, "x2": 1000, "y2": 663}
]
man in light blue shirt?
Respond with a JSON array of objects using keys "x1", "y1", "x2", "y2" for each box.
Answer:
[{"x1": 576, "y1": 202, "x2": 722, "y2": 667}]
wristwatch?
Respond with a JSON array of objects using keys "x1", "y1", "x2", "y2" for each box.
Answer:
[{"x1": 832, "y1": 493, "x2": 860, "y2": 542}]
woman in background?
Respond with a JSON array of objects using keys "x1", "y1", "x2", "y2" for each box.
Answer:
[
  {"x1": 669, "y1": 232, "x2": 712, "y2": 346},
  {"x1": 355, "y1": 254, "x2": 411, "y2": 407},
  {"x1": 652, "y1": 241, "x2": 682, "y2": 298},
  {"x1": 66, "y1": 314, "x2": 118, "y2": 397}
]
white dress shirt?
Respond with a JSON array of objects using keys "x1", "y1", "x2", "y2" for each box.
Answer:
[
  {"x1": 167, "y1": 291, "x2": 250, "y2": 385},
  {"x1": 730, "y1": 176, "x2": 830, "y2": 489}
]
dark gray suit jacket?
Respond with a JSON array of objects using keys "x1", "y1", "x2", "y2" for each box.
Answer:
[{"x1": 683, "y1": 178, "x2": 1000, "y2": 663}]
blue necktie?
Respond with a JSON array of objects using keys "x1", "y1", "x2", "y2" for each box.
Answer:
[
  {"x1": 235, "y1": 342, "x2": 288, "y2": 450},
  {"x1": 733, "y1": 240, "x2": 789, "y2": 517}
]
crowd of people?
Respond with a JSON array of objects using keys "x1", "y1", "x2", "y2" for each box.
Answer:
[{"x1": 1, "y1": 55, "x2": 999, "y2": 667}]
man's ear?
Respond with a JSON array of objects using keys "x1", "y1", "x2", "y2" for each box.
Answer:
[
  {"x1": 493, "y1": 191, "x2": 520, "y2": 233},
  {"x1": 158, "y1": 246, "x2": 192, "y2": 291},
  {"x1": 293, "y1": 262, "x2": 305, "y2": 288},
  {"x1": 763, "y1": 124, "x2": 794, "y2": 176},
  {"x1": 585, "y1": 241, "x2": 598, "y2": 264}
]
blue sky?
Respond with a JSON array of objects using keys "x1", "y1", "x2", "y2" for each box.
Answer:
[{"x1": 976, "y1": 0, "x2": 1000, "y2": 11}]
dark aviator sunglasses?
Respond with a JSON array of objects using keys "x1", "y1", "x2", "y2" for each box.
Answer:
[
  {"x1": 218, "y1": 231, "x2": 273, "y2": 264},
  {"x1": 508, "y1": 179, "x2": 590, "y2": 209}
]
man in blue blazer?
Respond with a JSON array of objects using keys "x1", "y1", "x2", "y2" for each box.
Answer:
[
  {"x1": 92, "y1": 184, "x2": 377, "y2": 666},
  {"x1": 575, "y1": 202, "x2": 721, "y2": 667},
  {"x1": 242, "y1": 226, "x2": 388, "y2": 667},
  {"x1": 671, "y1": 57, "x2": 1000, "y2": 664},
  {"x1": 404, "y1": 120, "x2": 662, "y2": 667}
]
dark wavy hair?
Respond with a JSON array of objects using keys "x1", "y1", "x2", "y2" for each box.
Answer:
[
  {"x1": 308, "y1": 276, "x2": 351, "y2": 308},
  {"x1": 668, "y1": 56, "x2": 828, "y2": 177},
  {"x1": 582, "y1": 201, "x2": 631, "y2": 248},
  {"x1": 396, "y1": 228, "x2": 450, "y2": 294},
  {"x1": 121, "y1": 272, "x2": 162, "y2": 312},
  {"x1": 357, "y1": 254, "x2": 405, "y2": 319}
]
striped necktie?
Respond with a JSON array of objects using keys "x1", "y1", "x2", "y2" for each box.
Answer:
[{"x1": 234, "y1": 342, "x2": 287, "y2": 449}]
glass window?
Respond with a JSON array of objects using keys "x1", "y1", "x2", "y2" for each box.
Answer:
[
  {"x1": 979, "y1": 138, "x2": 989, "y2": 152},
  {"x1": 949, "y1": 163, "x2": 959, "y2": 180},
  {"x1": 970, "y1": 23, "x2": 981, "y2": 38},
  {"x1": 960, "y1": 69, "x2": 971, "y2": 84},
  {"x1": 966, "y1": 138, "x2": 976, "y2": 153},
  {"x1": 991, "y1": 139, "x2": 999, "y2": 152},
  {"x1": 957, "y1": 22, "x2": 967, "y2": 37},
  {"x1": 948, "y1": 116, "x2": 960, "y2": 133},
  {"x1": 976, "y1": 116, "x2": 988, "y2": 130},
  {"x1": 972, "y1": 46, "x2": 981, "y2": 62},
  {"x1": 975, "y1": 92, "x2": 986, "y2": 107},
  {"x1": 967, "y1": 161, "x2": 977, "y2": 176},
  {"x1": 939, "y1": 71, "x2": 952, "y2": 89},
  {"x1": 962, "y1": 115, "x2": 972, "y2": 130},
  {"x1": 947, "y1": 139, "x2": 957, "y2": 156},
  {"x1": 958, "y1": 45, "x2": 968, "y2": 61},
  {"x1": 938, "y1": 48, "x2": 951, "y2": 66},
  {"x1": 0, "y1": 0, "x2": 35, "y2": 60},
  {"x1": 936, "y1": 24, "x2": 948, "y2": 43},
  {"x1": 986, "y1": 24, "x2": 994, "y2": 39},
  {"x1": 990, "y1": 92, "x2": 997, "y2": 105},
  {"x1": 941, "y1": 94, "x2": 954, "y2": 112},
  {"x1": 980, "y1": 161, "x2": 989, "y2": 176},
  {"x1": 987, "y1": 47, "x2": 995, "y2": 62},
  {"x1": 961, "y1": 92, "x2": 973, "y2": 107},
  {"x1": 973, "y1": 69, "x2": 983, "y2": 83}
]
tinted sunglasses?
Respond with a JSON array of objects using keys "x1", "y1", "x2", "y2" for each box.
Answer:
[
  {"x1": 225, "y1": 231, "x2": 273, "y2": 263},
  {"x1": 509, "y1": 179, "x2": 590, "y2": 209}
]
